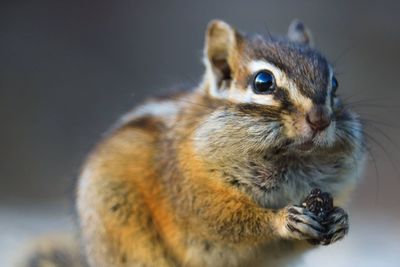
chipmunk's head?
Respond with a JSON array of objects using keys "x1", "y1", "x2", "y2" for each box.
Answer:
[{"x1": 197, "y1": 19, "x2": 363, "y2": 158}]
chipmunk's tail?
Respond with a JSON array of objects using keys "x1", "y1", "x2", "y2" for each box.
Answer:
[{"x1": 17, "y1": 234, "x2": 87, "y2": 267}]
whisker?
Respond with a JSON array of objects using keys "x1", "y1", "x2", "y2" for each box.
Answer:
[
  {"x1": 363, "y1": 122, "x2": 400, "y2": 150},
  {"x1": 360, "y1": 118, "x2": 400, "y2": 131},
  {"x1": 362, "y1": 138, "x2": 380, "y2": 204},
  {"x1": 263, "y1": 22, "x2": 273, "y2": 40},
  {"x1": 346, "y1": 103, "x2": 396, "y2": 111},
  {"x1": 332, "y1": 44, "x2": 355, "y2": 67},
  {"x1": 362, "y1": 131, "x2": 400, "y2": 181}
]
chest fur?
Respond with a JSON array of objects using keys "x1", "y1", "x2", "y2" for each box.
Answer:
[{"x1": 218, "y1": 153, "x2": 358, "y2": 209}]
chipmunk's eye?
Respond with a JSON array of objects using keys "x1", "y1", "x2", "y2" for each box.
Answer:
[
  {"x1": 331, "y1": 76, "x2": 338, "y2": 96},
  {"x1": 252, "y1": 70, "x2": 276, "y2": 94}
]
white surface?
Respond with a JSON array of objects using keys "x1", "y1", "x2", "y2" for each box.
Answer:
[
  {"x1": 0, "y1": 202, "x2": 75, "y2": 267},
  {"x1": 303, "y1": 212, "x2": 400, "y2": 267},
  {"x1": 0, "y1": 204, "x2": 399, "y2": 267}
]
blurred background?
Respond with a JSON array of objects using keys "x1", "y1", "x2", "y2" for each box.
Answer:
[{"x1": 1, "y1": 0, "x2": 400, "y2": 266}]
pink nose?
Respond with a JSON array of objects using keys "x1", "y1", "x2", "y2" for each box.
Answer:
[{"x1": 306, "y1": 106, "x2": 331, "y2": 131}]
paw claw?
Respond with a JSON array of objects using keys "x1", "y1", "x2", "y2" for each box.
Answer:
[
  {"x1": 281, "y1": 206, "x2": 325, "y2": 241},
  {"x1": 280, "y1": 205, "x2": 350, "y2": 246},
  {"x1": 321, "y1": 207, "x2": 349, "y2": 245}
]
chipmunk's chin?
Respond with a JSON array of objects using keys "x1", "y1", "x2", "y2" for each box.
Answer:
[
  {"x1": 288, "y1": 133, "x2": 332, "y2": 153},
  {"x1": 295, "y1": 140, "x2": 316, "y2": 152}
]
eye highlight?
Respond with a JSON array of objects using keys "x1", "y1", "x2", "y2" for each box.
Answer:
[
  {"x1": 331, "y1": 76, "x2": 338, "y2": 96},
  {"x1": 252, "y1": 70, "x2": 276, "y2": 94}
]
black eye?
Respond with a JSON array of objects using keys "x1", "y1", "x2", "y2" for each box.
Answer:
[
  {"x1": 331, "y1": 76, "x2": 338, "y2": 96},
  {"x1": 252, "y1": 70, "x2": 276, "y2": 94}
]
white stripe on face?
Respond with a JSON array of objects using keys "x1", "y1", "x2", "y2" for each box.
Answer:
[
  {"x1": 205, "y1": 58, "x2": 278, "y2": 106},
  {"x1": 325, "y1": 66, "x2": 335, "y2": 113},
  {"x1": 248, "y1": 60, "x2": 313, "y2": 112}
]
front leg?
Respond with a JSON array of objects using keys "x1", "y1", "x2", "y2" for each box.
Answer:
[{"x1": 187, "y1": 186, "x2": 327, "y2": 245}]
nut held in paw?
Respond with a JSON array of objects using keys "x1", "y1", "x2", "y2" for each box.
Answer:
[
  {"x1": 301, "y1": 188, "x2": 334, "y2": 244},
  {"x1": 301, "y1": 188, "x2": 333, "y2": 219}
]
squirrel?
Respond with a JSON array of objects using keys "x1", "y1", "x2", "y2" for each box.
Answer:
[{"x1": 22, "y1": 19, "x2": 365, "y2": 267}]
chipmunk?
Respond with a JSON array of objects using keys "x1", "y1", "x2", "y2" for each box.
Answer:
[{"x1": 26, "y1": 19, "x2": 365, "y2": 267}]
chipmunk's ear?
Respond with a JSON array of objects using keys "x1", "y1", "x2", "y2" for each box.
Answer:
[
  {"x1": 288, "y1": 19, "x2": 314, "y2": 47},
  {"x1": 203, "y1": 20, "x2": 243, "y2": 94}
]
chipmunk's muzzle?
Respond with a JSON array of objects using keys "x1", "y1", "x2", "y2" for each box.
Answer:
[
  {"x1": 306, "y1": 105, "x2": 332, "y2": 132},
  {"x1": 282, "y1": 104, "x2": 336, "y2": 152}
]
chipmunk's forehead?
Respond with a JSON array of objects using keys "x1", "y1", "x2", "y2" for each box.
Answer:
[{"x1": 245, "y1": 38, "x2": 330, "y2": 104}]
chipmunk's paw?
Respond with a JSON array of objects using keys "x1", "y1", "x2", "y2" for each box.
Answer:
[
  {"x1": 320, "y1": 207, "x2": 349, "y2": 245},
  {"x1": 278, "y1": 206, "x2": 325, "y2": 241}
]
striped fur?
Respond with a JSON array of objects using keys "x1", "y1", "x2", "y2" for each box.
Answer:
[{"x1": 71, "y1": 19, "x2": 366, "y2": 267}]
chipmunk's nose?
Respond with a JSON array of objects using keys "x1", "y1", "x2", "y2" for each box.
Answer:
[{"x1": 306, "y1": 105, "x2": 331, "y2": 132}]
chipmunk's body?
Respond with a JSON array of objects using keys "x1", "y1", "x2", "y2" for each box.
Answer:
[{"x1": 75, "y1": 20, "x2": 365, "y2": 267}]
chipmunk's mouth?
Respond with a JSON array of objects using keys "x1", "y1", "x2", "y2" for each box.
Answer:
[
  {"x1": 274, "y1": 127, "x2": 335, "y2": 154},
  {"x1": 292, "y1": 133, "x2": 335, "y2": 153},
  {"x1": 290, "y1": 132, "x2": 327, "y2": 152},
  {"x1": 283, "y1": 116, "x2": 334, "y2": 152}
]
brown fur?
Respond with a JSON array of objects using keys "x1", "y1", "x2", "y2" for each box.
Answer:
[
  {"x1": 76, "y1": 20, "x2": 364, "y2": 267},
  {"x1": 77, "y1": 92, "x2": 301, "y2": 267}
]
